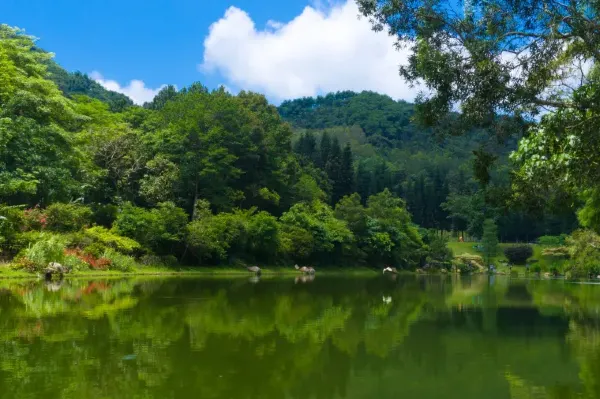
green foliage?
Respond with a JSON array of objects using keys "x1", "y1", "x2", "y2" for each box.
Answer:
[
  {"x1": 45, "y1": 203, "x2": 92, "y2": 232},
  {"x1": 566, "y1": 230, "x2": 600, "y2": 279},
  {"x1": 82, "y1": 226, "x2": 142, "y2": 255},
  {"x1": 47, "y1": 62, "x2": 133, "y2": 112},
  {"x1": 18, "y1": 234, "x2": 67, "y2": 271},
  {"x1": 101, "y1": 248, "x2": 136, "y2": 272},
  {"x1": 113, "y1": 202, "x2": 187, "y2": 255},
  {"x1": 537, "y1": 235, "x2": 568, "y2": 246},
  {"x1": 62, "y1": 254, "x2": 88, "y2": 272},
  {"x1": 0, "y1": 21, "x2": 579, "y2": 271},
  {"x1": 422, "y1": 231, "x2": 453, "y2": 268},
  {"x1": 0, "y1": 204, "x2": 24, "y2": 252},
  {"x1": 186, "y1": 211, "x2": 247, "y2": 262},
  {"x1": 280, "y1": 200, "x2": 353, "y2": 262},
  {"x1": 503, "y1": 245, "x2": 534, "y2": 265},
  {"x1": 246, "y1": 211, "x2": 280, "y2": 261},
  {"x1": 481, "y1": 219, "x2": 499, "y2": 266}
]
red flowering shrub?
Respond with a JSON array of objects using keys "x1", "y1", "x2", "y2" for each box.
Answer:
[{"x1": 22, "y1": 206, "x2": 47, "y2": 231}]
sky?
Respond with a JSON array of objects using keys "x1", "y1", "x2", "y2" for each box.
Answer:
[{"x1": 2, "y1": 0, "x2": 417, "y2": 105}]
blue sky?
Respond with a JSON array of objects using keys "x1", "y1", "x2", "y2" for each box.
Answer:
[{"x1": 3, "y1": 0, "x2": 417, "y2": 104}]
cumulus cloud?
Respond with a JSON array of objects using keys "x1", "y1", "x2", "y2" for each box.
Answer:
[
  {"x1": 201, "y1": 1, "x2": 417, "y2": 101},
  {"x1": 90, "y1": 71, "x2": 166, "y2": 105}
]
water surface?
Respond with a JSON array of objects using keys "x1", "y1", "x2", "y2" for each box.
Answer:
[{"x1": 0, "y1": 275, "x2": 598, "y2": 398}]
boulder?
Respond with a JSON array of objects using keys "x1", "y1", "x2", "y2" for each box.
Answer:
[{"x1": 44, "y1": 262, "x2": 70, "y2": 279}]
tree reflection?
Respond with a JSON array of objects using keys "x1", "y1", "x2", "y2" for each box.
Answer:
[{"x1": 0, "y1": 276, "x2": 598, "y2": 398}]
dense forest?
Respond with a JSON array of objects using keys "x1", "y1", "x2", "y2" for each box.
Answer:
[
  {"x1": 0, "y1": 16, "x2": 598, "y2": 277},
  {"x1": 280, "y1": 91, "x2": 577, "y2": 241}
]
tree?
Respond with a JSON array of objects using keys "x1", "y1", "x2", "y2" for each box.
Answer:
[
  {"x1": 356, "y1": 0, "x2": 599, "y2": 132},
  {"x1": 481, "y1": 219, "x2": 499, "y2": 267},
  {"x1": 0, "y1": 25, "x2": 85, "y2": 205},
  {"x1": 319, "y1": 131, "x2": 332, "y2": 168},
  {"x1": 356, "y1": 0, "x2": 600, "y2": 229},
  {"x1": 337, "y1": 143, "x2": 355, "y2": 201}
]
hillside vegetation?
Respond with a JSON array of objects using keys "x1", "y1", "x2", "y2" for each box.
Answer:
[{"x1": 0, "y1": 23, "x2": 596, "y2": 278}]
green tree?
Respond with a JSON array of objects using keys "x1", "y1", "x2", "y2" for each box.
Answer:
[
  {"x1": 481, "y1": 219, "x2": 499, "y2": 267},
  {"x1": 356, "y1": 0, "x2": 598, "y2": 132}
]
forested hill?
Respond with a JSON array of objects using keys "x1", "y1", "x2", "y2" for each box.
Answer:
[
  {"x1": 278, "y1": 91, "x2": 576, "y2": 241},
  {"x1": 279, "y1": 91, "x2": 418, "y2": 144},
  {"x1": 46, "y1": 61, "x2": 134, "y2": 112}
]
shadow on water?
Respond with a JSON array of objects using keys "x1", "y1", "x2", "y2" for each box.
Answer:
[{"x1": 0, "y1": 274, "x2": 598, "y2": 398}]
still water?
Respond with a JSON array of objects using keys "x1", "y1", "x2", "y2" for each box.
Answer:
[{"x1": 0, "y1": 274, "x2": 598, "y2": 398}]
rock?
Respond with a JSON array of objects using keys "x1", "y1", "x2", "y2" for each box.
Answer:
[{"x1": 44, "y1": 262, "x2": 70, "y2": 279}]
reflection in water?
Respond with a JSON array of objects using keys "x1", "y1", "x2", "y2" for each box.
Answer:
[
  {"x1": 295, "y1": 274, "x2": 315, "y2": 284},
  {"x1": 248, "y1": 275, "x2": 261, "y2": 284},
  {"x1": 0, "y1": 275, "x2": 598, "y2": 398}
]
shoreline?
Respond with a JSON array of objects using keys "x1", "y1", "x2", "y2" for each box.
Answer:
[{"x1": 0, "y1": 265, "x2": 383, "y2": 280}]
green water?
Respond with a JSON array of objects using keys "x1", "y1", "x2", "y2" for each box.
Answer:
[{"x1": 0, "y1": 275, "x2": 599, "y2": 398}]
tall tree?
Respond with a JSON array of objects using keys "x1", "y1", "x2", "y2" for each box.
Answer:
[
  {"x1": 482, "y1": 219, "x2": 499, "y2": 267},
  {"x1": 337, "y1": 143, "x2": 355, "y2": 201},
  {"x1": 319, "y1": 131, "x2": 332, "y2": 169}
]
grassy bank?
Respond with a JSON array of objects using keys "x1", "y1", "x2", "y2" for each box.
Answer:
[
  {"x1": 448, "y1": 241, "x2": 567, "y2": 272},
  {"x1": 0, "y1": 263, "x2": 379, "y2": 279}
]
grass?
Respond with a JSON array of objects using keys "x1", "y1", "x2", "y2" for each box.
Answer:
[{"x1": 447, "y1": 241, "x2": 567, "y2": 273}]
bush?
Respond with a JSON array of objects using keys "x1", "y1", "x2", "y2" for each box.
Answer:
[
  {"x1": 22, "y1": 206, "x2": 46, "y2": 231},
  {"x1": 537, "y1": 235, "x2": 568, "y2": 246},
  {"x1": 0, "y1": 204, "x2": 24, "y2": 253},
  {"x1": 63, "y1": 254, "x2": 89, "y2": 272},
  {"x1": 101, "y1": 249, "x2": 136, "y2": 272},
  {"x1": 45, "y1": 203, "x2": 92, "y2": 232},
  {"x1": 17, "y1": 234, "x2": 67, "y2": 271},
  {"x1": 83, "y1": 226, "x2": 142, "y2": 254},
  {"x1": 113, "y1": 202, "x2": 187, "y2": 255},
  {"x1": 424, "y1": 231, "x2": 453, "y2": 268},
  {"x1": 91, "y1": 204, "x2": 118, "y2": 227},
  {"x1": 566, "y1": 230, "x2": 600, "y2": 279},
  {"x1": 140, "y1": 254, "x2": 163, "y2": 266},
  {"x1": 503, "y1": 245, "x2": 534, "y2": 265},
  {"x1": 186, "y1": 211, "x2": 248, "y2": 262}
]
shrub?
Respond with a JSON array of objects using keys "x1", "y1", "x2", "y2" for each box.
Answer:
[
  {"x1": 424, "y1": 231, "x2": 453, "y2": 268},
  {"x1": 186, "y1": 211, "x2": 247, "y2": 262},
  {"x1": 22, "y1": 206, "x2": 46, "y2": 231},
  {"x1": 246, "y1": 211, "x2": 280, "y2": 261},
  {"x1": 0, "y1": 204, "x2": 24, "y2": 253},
  {"x1": 64, "y1": 248, "x2": 111, "y2": 270},
  {"x1": 83, "y1": 226, "x2": 141, "y2": 254},
  {"x1": 566, "y1": 230, "x2": 600, "y2": 279},
  {"x1": 102, "y1": 249, "x2": 136, "y2": 272},
  {"x1": 537, "y1": 235, "x2": 568, "y2": 246},
  {"x1": 17, "y1": 234, "x2": 67, "y2": 271},
  {"x1": 63, "y1": 254, "x2": 89, "y2": 272},
  {"x1": 503, "y1": 245, "x2": 534, "y2": 265},
  {"x1": 140, "y1": 254, "x2": 163, "y2": 266},
  {"x1": 45, "y1": 203, "x2": 92, "y2": 232},
  {"x1": 113, "y1": 202, "x2": 187, "y2": 255},
  {"x1": 91, "y1": 204, "x2": 118, "y2": 227}
]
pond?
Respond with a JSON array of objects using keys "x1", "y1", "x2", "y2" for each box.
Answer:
[{"x1": 0, "y1": 274, "x2": 598, "y2": 398}]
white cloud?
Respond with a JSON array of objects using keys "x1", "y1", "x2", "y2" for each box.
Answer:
[
  {"x1": 90, "y1": 71, "x2": 166, "y2": 105},
  {"x1": 200, "y1": 1, "x2": 417, "y2": 102}
]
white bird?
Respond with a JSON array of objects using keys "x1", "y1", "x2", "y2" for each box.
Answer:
[
  {"x1": 383, "y1": 266, "x2": 397, "y2": 274},
  {"x1": 382, "y1": 296, "x2": 392, "y2": 304}
]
